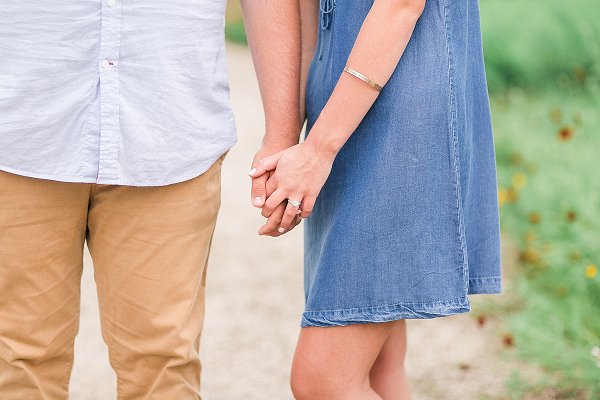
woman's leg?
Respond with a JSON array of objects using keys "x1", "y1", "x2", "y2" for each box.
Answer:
[
  {"x1": 370, "y1": 320, "x2": 411, "y2": 400},
  {"x1": 290, "y1": 320, "x2": 408, "y2": 400}
]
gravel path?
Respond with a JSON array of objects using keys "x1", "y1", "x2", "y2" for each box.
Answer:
[{"x1": 68, "y1": 43, "x2": 512, "y2": 400}]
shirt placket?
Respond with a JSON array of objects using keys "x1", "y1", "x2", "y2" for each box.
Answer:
[{"x1": 97, "y1": 0, "x2": 122, "y2": 182}]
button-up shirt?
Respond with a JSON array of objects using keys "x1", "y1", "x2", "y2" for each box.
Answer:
[{"x1": 0, "y1": 0, "x2": 236, "y2": 186}]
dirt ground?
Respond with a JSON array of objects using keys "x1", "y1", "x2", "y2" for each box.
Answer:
[{"x1": 68, "y1": 43, "x2": 515, "y2": 400}]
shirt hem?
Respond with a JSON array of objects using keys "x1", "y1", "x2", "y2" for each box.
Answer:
[
  {"x1": 0, "y1": 165, "x2": 97, "y2": 184},
  {"x1": 0, "y1": 140, "x2": 236, "y2": 187}
]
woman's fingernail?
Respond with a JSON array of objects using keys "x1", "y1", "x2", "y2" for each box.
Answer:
[
  {"x1": 278, "y1": 227, "x2": 285, "y2": 233},
  {"x1": 296, "y1": 209, "x2": 302, "y2": 214},
  {"x1": 253, "y1": 197, "x2": 263, "y2": 205},
  {"x1": 248, "y1": 168, "x2": 256, "y2": 175}
]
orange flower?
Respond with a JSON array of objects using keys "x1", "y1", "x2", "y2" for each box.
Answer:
[
  {"x1": 566, "y1": 210, "x2": 577, "y2": 222},
  {"x1": 520, "y1": 249, "x2": 540, "y2": 264},
  {"x1": 477, "y1": 315, "x2": 487, "y2": 327},
  {"x1": 556, "y1": 285, "x2": 569, "y2": 298},
  {"x1": 502, "y1": 333, "x2": 515, "y2": 347},
  {"x1": 574, "y1": 67, "x2": 587, "y2": 84},
  {"x1": 557, "y1": 126, "x2": 574, "y2": 142},
  {"x1": 510, "y1": 153, "x2": 523, "y2": 167},
  {"x1": 529, "y1": 212, "x2": 541, "y2": 224},
  {"x1": 506, "y1": 189, "x2": 518, "y2": 203},
  {"x1": 586, "y1": 265, "x2": 598, "y2": 278}
]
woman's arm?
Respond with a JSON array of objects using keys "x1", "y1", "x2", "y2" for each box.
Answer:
[{"x1": 250, "y1": 0, "x2": 426, "y2": 234}]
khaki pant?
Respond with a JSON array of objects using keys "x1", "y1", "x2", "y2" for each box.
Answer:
[{"x1": 0, "y1": 155, "x2": 225, "y2": 400}]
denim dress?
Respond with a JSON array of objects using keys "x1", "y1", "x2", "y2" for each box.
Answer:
[{"x1": 303, "y1": 0, "x2": 502, "y2": 327}]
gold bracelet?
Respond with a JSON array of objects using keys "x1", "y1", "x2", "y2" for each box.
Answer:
[{"x1": 343, "y1": 67, "x2": 383, "y2": 92}]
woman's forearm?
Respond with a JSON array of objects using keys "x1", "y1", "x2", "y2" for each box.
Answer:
[{"x1": 304, "y1": 0, "x2": 425, "y2": 158}]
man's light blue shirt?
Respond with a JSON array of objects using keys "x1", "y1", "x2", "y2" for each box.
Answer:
[{"x1": 0, "y1": 0, "x2": 237, "y2": 186}]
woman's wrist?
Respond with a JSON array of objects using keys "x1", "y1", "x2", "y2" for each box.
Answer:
[{"x1": 303, "y1": 128, "x2": 341, "y2": 163}]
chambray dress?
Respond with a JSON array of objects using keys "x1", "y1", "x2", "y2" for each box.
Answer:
[{"x1": 303, "y1": 0, "x2": 502, "y2": 327}]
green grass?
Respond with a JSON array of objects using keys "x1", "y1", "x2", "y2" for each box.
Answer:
[
  {"x1": 481, "y1": 1, "x2": 600, "y2": 397},
  {"x1": 492, "y1": 88, "x2": 600, "y2": 397},
  {"x1": 480, "y1": 0, "x2": 600, "y2": 94}
]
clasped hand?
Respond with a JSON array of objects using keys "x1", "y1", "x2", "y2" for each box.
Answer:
[{"x1": 249, "y1": 140, "x2": 334, "y2": 236}]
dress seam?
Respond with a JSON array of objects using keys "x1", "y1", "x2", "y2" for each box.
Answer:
[{"x1": 442, "y1": 0, "x2": 470, "y2": 295}]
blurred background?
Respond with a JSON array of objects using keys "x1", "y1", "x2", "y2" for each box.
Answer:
[{"x1": 224, "y1": 0, "x2": 600, "y2": 398}]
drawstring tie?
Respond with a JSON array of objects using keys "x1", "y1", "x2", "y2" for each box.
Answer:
[
  {"x1": 320, "y1": 0, "x2": 334, "y2": 30},
  {"x1": 318, "y1": 0, "x2": 334, "y2": 59}
]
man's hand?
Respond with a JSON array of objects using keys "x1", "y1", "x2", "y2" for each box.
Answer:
[{"x1": 250, "y1": 139, "x2": 300, "y2": 236}]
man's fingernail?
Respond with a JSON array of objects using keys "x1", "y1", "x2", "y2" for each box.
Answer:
[
  {"x1": 248, "y1": 168, "x2": 256, "y2": 175},
  {"x1": 278, "y1": 227, "x2": 285, "y2": 233}
]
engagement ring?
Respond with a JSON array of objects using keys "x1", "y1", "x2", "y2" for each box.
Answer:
[{"x1": 288, "y1": 200, "x2": 301, "y2": 207}]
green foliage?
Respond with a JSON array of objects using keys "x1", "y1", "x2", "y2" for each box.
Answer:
[
  {"x1": 492, "y1": 88, "x2": 600, "y2": 397},
  {"x1": 480, "y1": 0, "x2": 600, "y2": 93},
  {"x1": 225, "y1": 19, "x2": 247, "y2": 45}
]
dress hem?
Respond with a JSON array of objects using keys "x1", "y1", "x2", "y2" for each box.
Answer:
[{"x1": 301, "y1": 296, "x2": 472, "y2": 327}]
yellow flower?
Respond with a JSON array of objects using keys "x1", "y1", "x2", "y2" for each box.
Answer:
[
  {"x1": 586, "y1": 265, "x2": 597, "y2": 278},
  {"x1": 550, "y1": 109, "x2": 563, "y2": 124},
  {"x1": 498, "y1": 187, "x2": 508, "y2": 205},
  {"x1": 512, "y1": 173, "x2": 527, "y2": 190}
]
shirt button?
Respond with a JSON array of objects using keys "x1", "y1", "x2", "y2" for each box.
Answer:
[
  {"x1": 102, "y1": 60, "x2": 110, "y2": 68},
  {"x1": 108, "y1": 0, "x2": 116, "y2": 6}
]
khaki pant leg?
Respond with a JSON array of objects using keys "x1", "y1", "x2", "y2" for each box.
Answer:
[
  {"x1": 87, "y1": 155, "x2": 225, "y2": 400},
  {"x1": 0, "y1": 171, "x2": 90, "y2": 400}
]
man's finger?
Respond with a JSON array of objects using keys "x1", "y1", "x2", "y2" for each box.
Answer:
[
  {"x1": 258, "y1": 202, "x2": 286, "y2": 235},
  {"x1": 251, "y1": 174, "x2": 268, "y2": 207},
  {"x1": 261, "y1": 189, "x2": 286, "y2": 218}
]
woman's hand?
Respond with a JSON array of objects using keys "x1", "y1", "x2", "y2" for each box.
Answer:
[
  {"x1": 250, "y1": 141, "x2": 302, "y2": 236},
  {"x1": 249, "y1": 139, "x2": 336, "y2": 234}
]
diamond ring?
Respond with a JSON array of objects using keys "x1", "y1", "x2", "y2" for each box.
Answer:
[{"x1": 288, "y1": 200, "x2": 301, "y2": 207}]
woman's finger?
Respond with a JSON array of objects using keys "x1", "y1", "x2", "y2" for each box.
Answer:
[
  {"x1": 299, "y1": 197, "x2": 315, "y2": 219},
  {"x1": 248, "y1": 153, "x2": 281, "y2": 178},
  {"x1": 278, "y1": 198, "x2": 302, "y2": 232}
]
